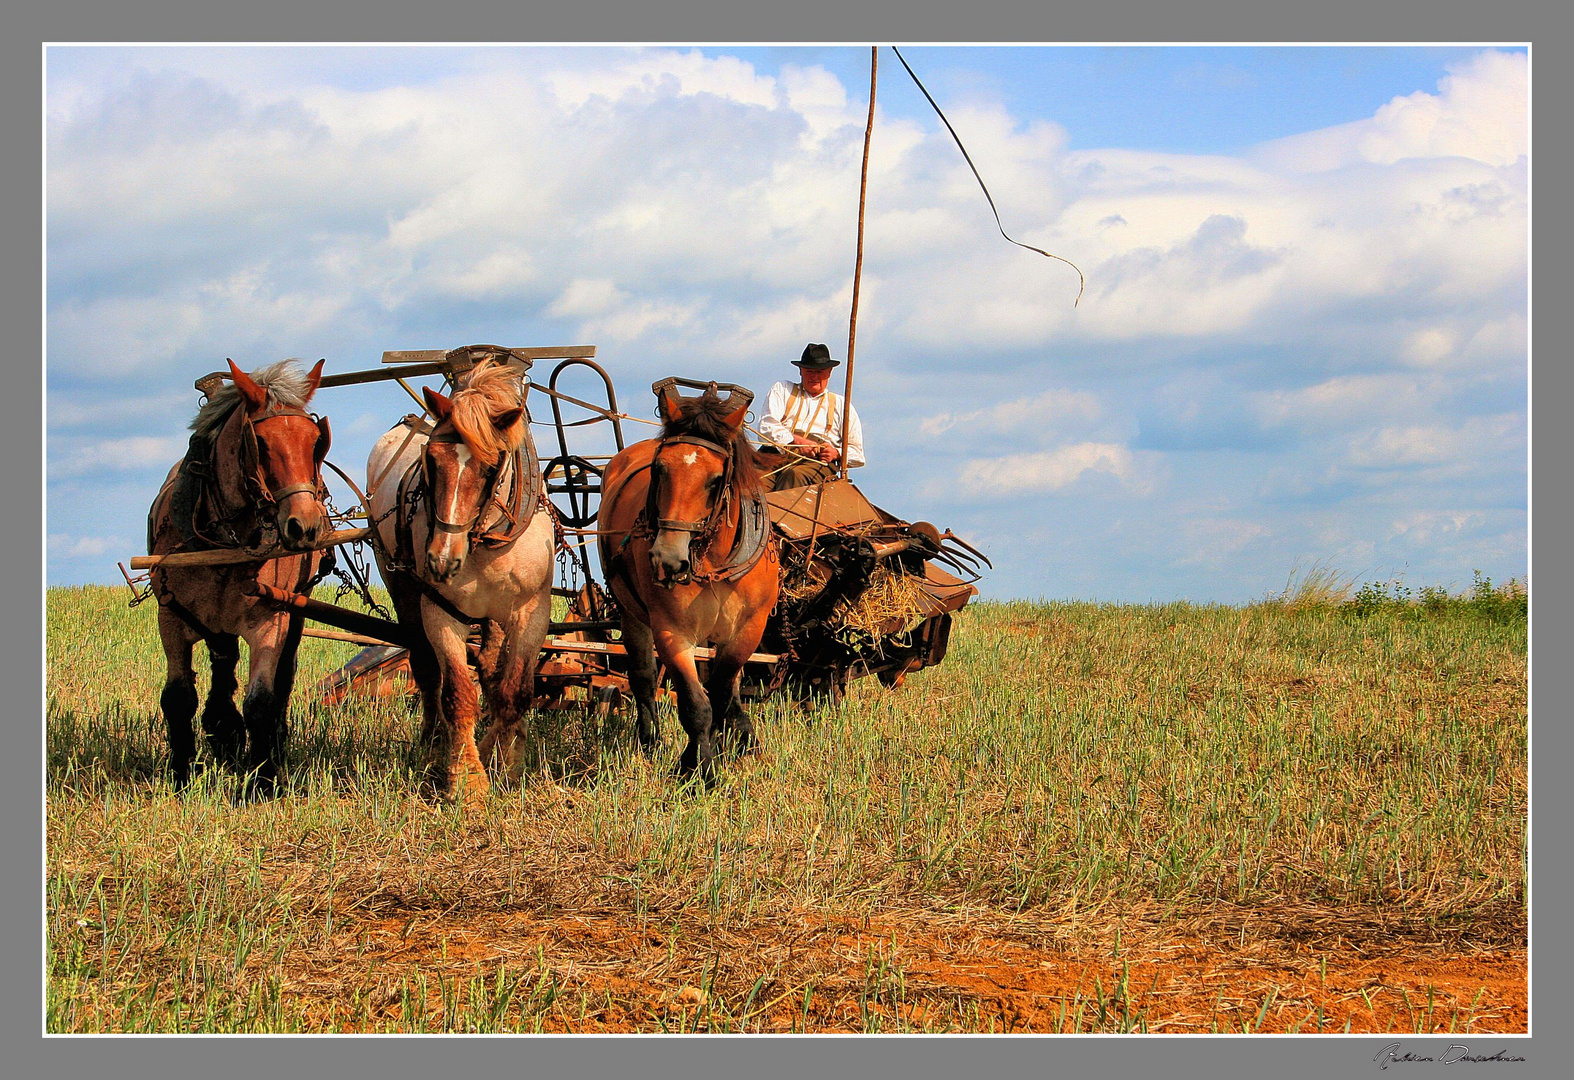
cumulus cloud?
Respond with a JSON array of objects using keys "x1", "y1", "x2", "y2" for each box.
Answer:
[
  {"x1": 1256, "y1": 51, "x2": 1527, "y2": 171},
  {"x1": 49, "y1": 436, "x2": 186, "y2": 479},
  {"x1": 920, "y1": 387, "x2": 1100, "y2": 438},
  {"x1": 954, "y1": 441, "x2": 1136, "y2": 497},
  {"x1": 48, "y1": 533, "x2": 121, "y2": 558}
]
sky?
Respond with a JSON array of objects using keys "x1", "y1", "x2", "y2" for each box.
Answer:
[{"x1": 45, "y1": 45, "x2": 1528, "y2": 603}]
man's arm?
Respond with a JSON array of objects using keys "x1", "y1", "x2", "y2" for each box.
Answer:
[
  {"x1": 756, "y1": 382, "x2": 796, "y2": 446},
  {"x1": 842, "y1": 402, "x2": 865, "y2": 468}
]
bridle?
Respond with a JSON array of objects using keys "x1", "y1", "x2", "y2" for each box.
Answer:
[
  {"x1": 392, "y1": 417, "x2": 540, "y2": 576},
  {"x1": 239, "y1": 400, "x2": 331, "y2": 509},
  {"x1": 423, "y1": 429, "x2": 512, "y2": 540},
  {"x1": 646, "y1": 433, "x2": 736, "y2": 542}
]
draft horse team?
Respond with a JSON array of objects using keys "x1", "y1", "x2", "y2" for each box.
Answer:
[{"x1": 148, "y1": 356, "x2": 777, "y2": 801}]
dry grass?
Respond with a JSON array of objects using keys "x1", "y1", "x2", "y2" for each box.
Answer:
[{"x1": 45, "y1": 583, "x2": 1527, "y2": 1033}]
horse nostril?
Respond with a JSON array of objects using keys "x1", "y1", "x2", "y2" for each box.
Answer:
[{"x1": 283, "y1": 517, "x2": 305, "y2": 543}]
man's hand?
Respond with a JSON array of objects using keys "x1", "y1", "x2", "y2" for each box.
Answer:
[{"x1": 818, "y1": 444, "x2": 840, "y2": 463}]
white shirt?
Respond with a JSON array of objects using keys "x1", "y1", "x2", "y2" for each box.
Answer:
[{"x1": 758, "y1": 379, "x2": 865, "y2": 468}]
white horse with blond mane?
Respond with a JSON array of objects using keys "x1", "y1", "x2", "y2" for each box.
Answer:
[{"x1": 366, "y1": 360, "x2": 555, "y2": 801}]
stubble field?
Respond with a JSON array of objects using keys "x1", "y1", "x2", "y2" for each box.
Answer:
[{"x1": 45, "y1": 582, "x2": 1527, "y2": 1033}]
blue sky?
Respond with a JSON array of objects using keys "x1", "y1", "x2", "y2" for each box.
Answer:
[{"x1": 45, "y1": 45, "x2": 1528, "y2": 602}]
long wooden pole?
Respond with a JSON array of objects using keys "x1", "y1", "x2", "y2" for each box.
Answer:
[{"x1": 839, "y1": 45, "x2": 877, "y2": 481}]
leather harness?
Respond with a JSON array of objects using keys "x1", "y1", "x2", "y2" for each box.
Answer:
[
  {"x1": 601, "y1": 432, "x2": 772, "y2": 593},
  {"x1": 149, "y1": 399, "x2": 332, "y2": 639},
  {"x1": 385, "y1": 414, "x2": 546, "y2": 629}
]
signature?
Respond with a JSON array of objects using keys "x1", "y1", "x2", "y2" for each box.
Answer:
[{"x1": 1374, "y1": 1042, "x2": 1527, "y2": 1069}]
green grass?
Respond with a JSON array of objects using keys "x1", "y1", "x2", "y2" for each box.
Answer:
[{"x1": 45, "y1": 582, "x2": 1527, "y2": 1032}]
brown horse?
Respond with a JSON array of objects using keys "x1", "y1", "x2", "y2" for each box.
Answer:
[
  {"x1": 147, "y1": 359, "x2": 332, "y2": 797},
  {"x1": 366, "y1": 361, "x2": 555, "y2": 802},
  {"x1": 598, "y1": 380, "x2": 780, "y2": 779}
]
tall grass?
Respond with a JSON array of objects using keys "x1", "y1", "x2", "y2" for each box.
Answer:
[{"x1": 45, "y1": 581, "x2": 1527, "y2": 1032}]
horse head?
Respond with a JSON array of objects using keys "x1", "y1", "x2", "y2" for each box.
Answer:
[
  {"x1": 648, "y1": 381, "x2": 752, "y2": 587},
  {"x1": 226, "y1": 358, "x2": 330, "y2": 551},
  {"x1": 418, "y1": 364, "x2": 526, "y2": 583}
]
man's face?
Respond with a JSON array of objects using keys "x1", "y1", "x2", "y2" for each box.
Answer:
[{"x1": 800, "y1": 366, "x2": 832, "y2": 395}]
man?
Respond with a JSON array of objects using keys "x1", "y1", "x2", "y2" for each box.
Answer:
[{"x1": 757, "y1": 342, "x2": 865, "y2": 490}]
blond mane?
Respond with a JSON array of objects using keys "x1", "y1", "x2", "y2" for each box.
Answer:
[{"x1": 448, "y1": 360, "x2": 527, "y2": 466}]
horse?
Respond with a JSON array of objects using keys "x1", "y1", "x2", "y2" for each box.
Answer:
[
  {"x1": 366, "y1": 360, "x2": 555, "y2": 802},
  {"x1": 147, "y1": 358, "x2": 332, "y2": 797},
  {"x1": 597, "y1": 379, "x2": 780, "y2": 780}
]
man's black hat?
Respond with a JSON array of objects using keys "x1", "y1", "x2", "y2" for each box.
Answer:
[{"x1": 794, "y1": 342, "x2": 841, "y2": 369}]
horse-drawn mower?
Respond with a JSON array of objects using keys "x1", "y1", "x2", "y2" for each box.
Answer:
[{"x1": 125, "y1": 344, "x2": 988, "y2": 724}]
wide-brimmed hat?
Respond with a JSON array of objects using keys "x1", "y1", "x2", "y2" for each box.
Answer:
[{"x1": 794, "y1": 342, "x2": 841, "y2": 369}]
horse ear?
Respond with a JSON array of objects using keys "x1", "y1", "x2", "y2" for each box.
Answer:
[
  {"x1": 721, "y1": 400, "x2": 749, "y2": 434},
  {"x1": 422, "y1": 386, "x2": 453, "y2": 423},
  {"x1": 658, "y1": 390, "x2": 683, "y2": 426},
  {"x1": 303, "y1": 358, "x2": 325, "y2": 402},
  {"x1": 493, "y1": 407, "x2": 524, "y2": 439},
  {"x1": 227, "y1": 359, "x2": 268, "y2": 412},
  {"x1": 314, "y1": 415, "x2": 332, "y2": 462}
]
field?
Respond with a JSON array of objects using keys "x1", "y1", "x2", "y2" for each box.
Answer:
[{"x1": 45, "y1": 581, "x2": 1528, "y2": 1034}]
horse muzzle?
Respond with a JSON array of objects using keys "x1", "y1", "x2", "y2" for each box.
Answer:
[
  {"x1": 649, "y1": 535, "x2": 693, "y2": 588},
  {"x1": 426, "y1": 550, "x2": 465, "y2": 583},
  {"x1": 275, "y1": 491, "x2": 327, "y2": 551}
]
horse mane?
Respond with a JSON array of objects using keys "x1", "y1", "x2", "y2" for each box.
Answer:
[
  {"x1": 661, "y1": 393, "x2": 765, "y2": 499},
  {"x1": 190, "y1": 359, "x2": 318, "y2": 438},
  {"x1": 449, "y1": 360, "x2": 527, "y2": 467}
]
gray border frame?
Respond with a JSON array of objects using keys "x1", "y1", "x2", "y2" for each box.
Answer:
[{"x1": 19, "y1": 1, "x2": 1557, "y2": 1077}]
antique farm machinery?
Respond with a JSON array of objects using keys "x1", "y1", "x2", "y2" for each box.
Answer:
[{"x1": 123, "y1": 344, "x2": 988, "y2": 720}]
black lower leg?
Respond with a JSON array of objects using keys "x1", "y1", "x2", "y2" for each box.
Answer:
[
  {"x1": 709, "y1": 674, "x2": 754, "y2": 755},
  {"x1": 201, "y1": 637, "x2": 245, "y2": 768},
  {"x1": 675, "y1": 680, "x2": 714, "y2": 778},
  {"x1": 241, "y1": 685, "x2": 282, "y2": 798},
  {"x1": 161, "y1": 682, "x2": 199, "y2": 787}
]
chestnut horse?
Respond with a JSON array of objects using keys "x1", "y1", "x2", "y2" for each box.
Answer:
[
  {"x1": 366, "y1": 361, "x2": 554, "y2": 802},
  {"x1": 598, "y1": 380, "x2": 780, "y2": 779},
  {"x1": 147, "y1": 359, "x2": 332, "y2": 797}
]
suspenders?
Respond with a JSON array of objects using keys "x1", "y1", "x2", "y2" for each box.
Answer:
[{"x1": 782, "y1": 383, "x2": 836, "y2": 442}]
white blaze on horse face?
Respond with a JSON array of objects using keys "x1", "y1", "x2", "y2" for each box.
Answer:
[
  {"x1": 682, "y1": 450, "x2": 698, "y2": 465},
  {"x1": 443, "y1": 443, "x2": 474, "y2": 525}
]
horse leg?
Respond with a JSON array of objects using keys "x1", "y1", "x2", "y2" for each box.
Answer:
[
  {"x1": 385, "y1": 577, "x2": 443, "y2": 770},
  {"x1": 620, "y1": 617, "x2": 662, "y2": 756},
  {"x1": 477, "y1": 600, "x2": 551, "y2": 783},
  {"x1": 156, "y1": 607, "x2": 200, "y2": 788},
  {"x1": 706, "y1": 653, "x2": 755, "y2": 757},
  {"x1": 424, "y1": 605, "x2": 487, "y2": 804},
  {"x1": 201, "y1": 633, "x2": 245, "y2": 770},
  {"x1": 656, "y1": 634, "x2": 714, "y2": 781},
  {"x1": 237, "y1": 611, "x2": 303, "y2": 800}
]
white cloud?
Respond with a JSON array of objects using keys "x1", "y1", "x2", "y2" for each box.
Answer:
[
  {"x1": 1388, "y1": 510, "x2": 1485, "y2": 542},
  {"x1": 1347, "y1": 415, "x2": 1522, "y2": 470},
  {"x1": 47, "y1": 533, "x2": 121, "y2": 558},
  {"x1": 920, "y1": 387, "x2": 1100, "y2": 437},
  {"x1": 548, "y1": 278, "x2": 627, "y2": 318},
  {"x1": 954, "y1": 441, "x2": 1136, "y2": 497},
  {"x1": 1256, "y1": 51, "x2": 1527, "y2": 171},
  {"x1": 50, "y1": 436, "x2": 186, "y2": 479}
]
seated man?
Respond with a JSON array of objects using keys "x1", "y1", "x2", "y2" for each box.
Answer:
[{"x1": 757, "y1": 342, "x2": 865, "y2": 490}]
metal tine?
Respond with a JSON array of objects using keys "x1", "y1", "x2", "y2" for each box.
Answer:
[{"x1": 941, "y1": 530, "x2": 993, "y2": 567}]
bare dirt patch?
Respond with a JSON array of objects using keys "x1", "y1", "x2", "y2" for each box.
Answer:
[{"x1": 302, "y1": 906, "x2": 1525, "y2": 1033}]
